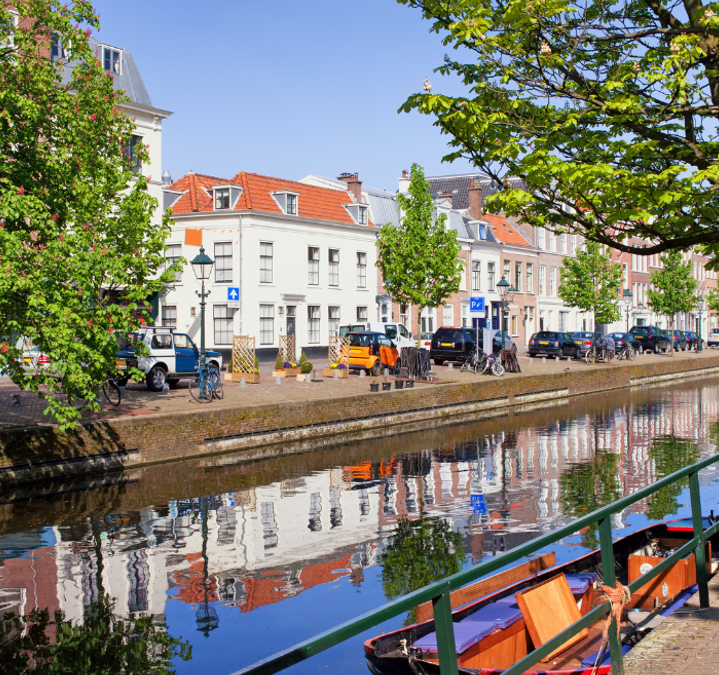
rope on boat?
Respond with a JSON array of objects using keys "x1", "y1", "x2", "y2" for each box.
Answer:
[{"x1": 591, "y1": 581, "x2": 631, "y2": 675}]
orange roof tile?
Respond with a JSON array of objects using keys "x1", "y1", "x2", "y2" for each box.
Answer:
[
  {"x1": 168, "y1": 171, "x2": 374, "y2": 227},
  {"x1": 482, "y1": 214, "x2": 531, "y2": 247}
]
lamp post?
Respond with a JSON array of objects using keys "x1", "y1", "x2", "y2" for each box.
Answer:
[
  {"x1": 497, "y1": 276, "x2": 515, "y2": 350},
  {"x1": 191, "y1": 247, "x2": 215, "y2": 368},
  {"x1": 697, "y1": 295, "x2": 705, "y2": 352},
  {"x1": 622, "y1": 288, "x2": 633, "y2": 332}
]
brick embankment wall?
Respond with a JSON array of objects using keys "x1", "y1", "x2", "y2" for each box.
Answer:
[{"x1": 1, "y1": 354, "x2": 719, "y2": 484}]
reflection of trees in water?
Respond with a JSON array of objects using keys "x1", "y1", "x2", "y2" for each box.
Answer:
[
  {"x1": 559, "y1": 450, "x2": 622, "y2": 549},
  {"x1": 646, "y1": 436, "x2": 699, "y2": 521},
  {"x1": 0, "y1": 593, "x2": 192, "y2": 674},
  {"x1": 379, "y1": 506, "x2": 464, "y2": 626}
]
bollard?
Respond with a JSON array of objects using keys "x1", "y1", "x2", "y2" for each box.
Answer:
[
  {"x1": 384, "y1": 368, "x2": 390, "y2": 377},
  {"x1": 447, "y1": 362, "x2": 453, "y2": 370},
  {"x1": 359, "y1": 370, "x2": 365, "y2": 378},
  {"x1": 240, "y1": 377, "x2": 247, "y2": 387},
  {"x1": 162, "y1": 383, "x2": 170, "y2": 395},
  {"x1": 528, "y1": 358, "x2": 533, "y2": 364},
  {"x1": 275, "y1": 375, "x2": 281, "y2": 385},
  {"x1": 305, "y1": 373, "x2": 311, "y2": 383},
  {"x1": 542, "y1": 357, "x2": 546, "y2": 363},
  {"x1": 333, "y1": 371, "x2": 339, "y2": 380}
]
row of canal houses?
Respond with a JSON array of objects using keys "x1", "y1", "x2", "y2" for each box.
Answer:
[{"x1": 36, "y1": 24, "x2": 718, "y2": 357}]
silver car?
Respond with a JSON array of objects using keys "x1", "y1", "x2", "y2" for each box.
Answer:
[{"x1": 708, "y1": 329, "x2": 719, "y2": 348}]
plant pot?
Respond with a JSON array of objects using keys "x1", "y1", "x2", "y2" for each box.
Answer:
[
  {"x1": 323, "y1": 367, "x2": 348, "y2": 378},
  {"x1": 224, "y1": 373, "x2": 234, "y2": 382},
  {"x1": 232, "y1": 372, "x2": 260, "y2": 384},
  {"x1": 273, "y1": 368, "x2": 300, "y2": 378},
  {"x1": 405, "y1": 380, "x2": 415, "y2": 389},
  {"x1": 382, "y1": 382, "x2": 392, "y2": 391},
  {"x1": 370, "y1": 383, "x2": 379, "y2": 392},
  {"x1": 394, "y1": 380, "x2": 404, "y2": 389}
]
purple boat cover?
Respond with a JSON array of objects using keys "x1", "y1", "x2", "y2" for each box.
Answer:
[
  {"x1": 462, "y1": 603, "x2": 521, "y2": 629},
  {"x1": 414, "y1": 621, "x2": 496, "y2": 654},
  {"x1": 564, "y1": 573, "x2": 598, "y2": 594}
]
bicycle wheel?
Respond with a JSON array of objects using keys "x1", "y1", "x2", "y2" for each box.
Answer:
[
  {"x1": 492, "y1": 361, "x2": 505, "y2": 377},
  {"x1": 584, "y1": 350, "x2": 595, "y2": 364},
  {"x1": 189, "y1": 377, "x2": 212, "y2": 403},
  {"x1": 102, "y1": 380, "x2": 121, "y2": 406},
  {"x1": 209, "y1": 369, "x2": 224, "y2": 400},
  {"x1": 629, "y1": 347, "x2": 637, "y2": 360}
]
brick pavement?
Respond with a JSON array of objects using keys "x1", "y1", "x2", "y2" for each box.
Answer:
[{"x1": 0, "y1": 349, "x2": 716, "y2": 429}]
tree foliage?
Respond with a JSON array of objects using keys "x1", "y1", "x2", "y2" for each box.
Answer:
[
  {"x1": 0, "y1": 1, "x2": 179, "y2": 428},
  {"x1": 558, "y1": 241, "x2": 623, "y2": 335},
  {"x1": 647, "y1": 250, "x2": 698, "y2": 351},
  {"x1": 376, "y1": 163, "x2": 462, "y2": 336},
  {"x1": 398, "y1": 0, "x2": 719, "y2": 261},
  {"x1": 646, "y1": 435, "x2": 698, "y2": 520}
]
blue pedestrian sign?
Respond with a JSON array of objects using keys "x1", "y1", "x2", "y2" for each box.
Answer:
[
  {"x1": 470, "y1": 494, "x2": 488, "y2": 514},
  {"x1": 227, "y1": 287, "x2": 240, "y2": 306},
  {"x1": 470, "y1": 297, "x2": 485, "y2": 315}
]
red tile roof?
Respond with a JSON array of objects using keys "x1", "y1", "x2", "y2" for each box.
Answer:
[
  {"x1": 167, "y1": 171, "x2": 373, "y2": 227},
  {"x1": 482, "y1": 214, "x2": 531, "y2": 247}
]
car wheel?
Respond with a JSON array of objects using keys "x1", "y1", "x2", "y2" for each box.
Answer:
[
  {"x1": 370, "y1": 360, "x2": 381, "y2": 377},
  {"x1": 393, "y1": 360, "x2": 401, "y2": 375},
  {"x1": 434, "y1": 358, "x2": 444, "y2": 366},
  {"x1": 653, "y1": 344, "x2": 659, "y2": 354},
  {"x1": 146, "y1": 365, "x2": 167, "y2": 392}
]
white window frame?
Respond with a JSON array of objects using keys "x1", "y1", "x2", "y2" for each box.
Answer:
[
  {"x1": 549, "y1": 267, "x2": 557, "y2": 296},
  {"x1": 526, "y1": 263, "x2": 533, "y2": 293},
  {"x1": 358, "y1": 205, "x2": 368, "y2": 225},
  {"x1": 260, "y1": 242, "x2": 273, "y2": 283},
  {"x1": 102, "y1": 45, "x2": 122, "y2": 75},
  {"x1": 214, "y1": 242, "x2": 233, "y2": 283},
  {"x1": 214, "y1": 187, "x2": 230, "y2": 210},
  {"x1": 259, "y1": 305, "x2": 274, "y2": 345},
  {"x1": 488, "y1": 262, "x2": 496, "y2": 291},
  {"x1": 328, "y1": 249, "x2": 339, "y2": 287},
  {"x1": 515, "y1": 262, "x2": 522, "y2": 293},
  {"x1": 161, "y1": 305, "x2": 176, "y2": 328},
  {"x1": 328, "y1": 306, "x2": 340, "y2": 336},
  {"x1": 213, "y1": 305, "x2": 237, "y2": 345},
  {"x1": 165, "y1": 243, "x2": 182, "y2": 283},
  {"x1": 472, "y1": 261, "x2": 481, "y2": 291},
  {"x1": 356, "y1": 251, "x2": 367, "y2": 288},
  {"x1": 308, "y1": 305, "x2": 321, "y2": 344},
  {"x1": 308, "y1": 246, "x2": 320, "y2": 285},
  {"x1": 357, "y1": 306, "x2": 368, "y2": 322},
  {"x1": 539, "y1": 265, "x2": 546, "y2": 296}
]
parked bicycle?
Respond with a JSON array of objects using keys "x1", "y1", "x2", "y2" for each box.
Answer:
[
  {"x1": 460, "y1": 345, "x2": 484, "y2": 374},
  {"x1": 481, "y1": 351, "x2": 505, "y2": 377},
  {"x1": 189, "y1": 362, "x2": 223, "y2": 403},
  {"x1": 95, "y1": 374, "x2": 122, "y2": 406},
  {"x1": 616, "y1": 345, "x2": 636, "y2": 361},
  {"x1": 584, "y1": 348, "x2": 615, "y2": 364}
]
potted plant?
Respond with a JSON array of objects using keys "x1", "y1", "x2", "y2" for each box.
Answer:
[
  {"x1": 369, "y1": 377, "x2": 379, "y2": 393},
  {"x1": 381, "y1": 374, "x2": 391, "y2": 391},
  {"x1": 297, "y1": 351, "x2": 313, "y2": 381},
  {"x1": 232, "y1": 354, "x2": 261, "y2": 384},
  {"x1": 323, "y1": 362, "x2": 349, "y2": 378},
  {"x1": 394, "y1": 378, "x2": 404, "y2": 389},
  {"x1": 273, "y1": 352, "x2": 300, "y2": 378},
  {"x1": 405, "y1": 379, "x2": 415, "y2": 389}
]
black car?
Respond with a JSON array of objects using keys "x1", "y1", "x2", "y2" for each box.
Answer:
[
  {"x1": 671, "y1": 329, "x2": 689, "y2": 351},
  {"x1": 607, "y1": 332, "x2": 641, "y2": 356},
  {"x1": 684, "y1": 331, "x2": 700, "y2": 350},
  {"x1": 430, "y1": 326, "x2": 476, "y2": 365},
  {"x1": 528, "y1": 331, "x2": 579, "y2": 358},
  {"x1": 630, "y1": 325, "x2": 671, "y2": 353}
]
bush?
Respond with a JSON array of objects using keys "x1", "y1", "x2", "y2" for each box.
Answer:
[
  {"x1": 300, "y1": 360, "x2": 313, "y2": 374},
  {"x1": 254, "y1": 355, "x2": 260, "y2": 374},
  {"x1": 299, "y1": 351, "x2": 308, "y2": 366},
  {"x1": 275, "y1": 351, "x2": 284, "y2": 370}
]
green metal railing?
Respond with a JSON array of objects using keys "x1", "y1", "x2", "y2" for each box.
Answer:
[{"x1": 232, "y1": 453, "x2": 719, "y2": 675}]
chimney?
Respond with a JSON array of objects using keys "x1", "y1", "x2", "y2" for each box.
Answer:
[
  {"x1": 439, "y1": 191, "x2": 453, "y2": 208},
  {"x1": 398, "y1": 169, "x2": 410, "y2": 194},
  {"x1": 468, "y1": 178, "x2": 482, "y2": 219},
  {"x1": 338, "y1": 172, "x2": 362, "y2": 202}
]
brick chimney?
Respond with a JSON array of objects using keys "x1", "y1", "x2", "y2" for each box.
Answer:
[
  {"x1": 338, "y1": 172, "x2": 362, "y2": 202},
  {"x1": 439, "y1": 191, "x2": 453, "y2": 207},
  {"x1": 468, "y1": 178, "x2": 483, "y2": 219}
]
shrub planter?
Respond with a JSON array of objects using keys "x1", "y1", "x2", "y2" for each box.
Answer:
[
  {"x1": 273, "y1": 368, "x2": 300, "y2": 378},
  {"x1": 369, "y1": 383, "x2": 380, "y2": 392},
  {"x1": 232, "y1": 372, "x2": 260, "y2": 384},
  {"x1": 405, "y1": 380, "x2": 415, "y2": 389},
  {"x1": 395, "y1": 380, "x2": 404, "y2": 389},
  {"x1": 382, "y1": 382, "x2": 392, "y2": 391},
  {"x1": 323, "y1": 368, "x2": 348, "y2": 378}
]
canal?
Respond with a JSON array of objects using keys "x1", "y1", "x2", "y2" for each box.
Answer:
[{"x1": 2, "y1": 377, "x2": 719, "y2": 674}]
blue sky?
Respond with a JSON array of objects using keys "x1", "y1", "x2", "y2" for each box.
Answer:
[{"x1": 92, "y1": 0, "x2": 476, "y2": 191}]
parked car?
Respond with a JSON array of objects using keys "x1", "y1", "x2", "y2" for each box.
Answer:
[
  {"x1": 607, "y1": 332, "x2": 641, "y2": 356},
  {"x1": 345, "y1": 331, "x2": 400, "y2": 375},
  {"x1": 571, "y1": 331, "x2": 595, "y2": 357},
  {"x1": 115, "y1": 327, "x2": 223, "y2": 392},
  {"x1": 413, "y1": 332, "x2": 434, "y2": 350},
  {"x1": 528, "y1": 331, "x2": 580, "y2": 358},
  {"x1": 707, "y1": 328, "x2": 719, "y2": 348},
  {"x1": 671, "y1": 329, "x2": 689, "y2": 351},
  {"x1": 683, "y1": 331, "x2": 700, "y2": 350},
  {"x1": 430, "y1": 327, "x2": 476, "y2": 365},
  {"x1": 629, "y1": 326, "x2": 671, "y2": 353},
  {"x1": 15, "y1": 337, "x2": 52, "y2": 373},
  {"x1": 339, "y1": 322, "x2": 414, "y2": 349}
]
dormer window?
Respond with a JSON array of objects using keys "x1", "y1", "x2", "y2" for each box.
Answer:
[
  {"x1": 212, "y1": 185, "x2": 242, "y2": 211},
  {"x1": 103, "y1": 46, "x2": 122, "y2": 75},
  {"x1": 358, "y1": 206, "x2": 368, "y2": 225},
  {"x1": 345, "y1": 203, "x2": 370, "y2": 225},
  {"x1": 272, "y1": 191, "x2": 300, "y2": 215}
]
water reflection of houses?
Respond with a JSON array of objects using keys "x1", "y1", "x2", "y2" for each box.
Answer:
[{"x1": 1, "y1": 385, "x2": 717, "y2": 624}]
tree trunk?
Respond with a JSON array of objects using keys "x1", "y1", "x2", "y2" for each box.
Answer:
[{"x1": 670, "y1": 316, "x2": 675, "y2": 356}]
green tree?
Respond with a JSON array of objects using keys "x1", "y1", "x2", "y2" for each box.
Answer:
[
  {"x1": 646, "y1": 435, "x2": 698, "y2": 520},
  {"x1": 647, "y1": 251, "x2": 699, "y2": 354},
  {"x1": 559, "y1": 450, "x2": 622, "y2": 549},
  {"x1": 558, "y1": 241, "x2": 623, "y2": 356},
  {"x1": 379, "y1": 506, "x2": 465, "y2": 625},
  {"x1": 397, "y1": 0, "x2": 719, "y2": 262},
  {"x1": 376, "y1": 163, "x2": 462, "y2": 336},
  {"x1": 0, "y1": 1, "x2": 179, "y2": 429}
]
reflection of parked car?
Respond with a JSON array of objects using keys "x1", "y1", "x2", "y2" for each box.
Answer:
[
  {"x1": 630, "y1": 325, "x2": 671, "y2": 353},
  {"x1": 571, "y1": 331, "x2": 595, "y2": 356},
  {"x1": 116, "y1": 327, "x2": 223, "y2": 392},
  {"x1": 683, "y1": 331, "x2": 700, "y2": 350},
  {"x1": 706, "y1": 328, "x2": 719, "y2": 348},
  {"x1": 345, "y1": 331, "x2": 400, "y2": 376},
  {"x1": 430, "y1": 327, "x2": 476, "y2": 365},
  {"x1": 413, "y1": 332, "x2": 434, "y2": 350},
  {"x1": 528, "y1": 331, "x2": 579, "y2": 358},
  {"x1": 672, "y1": 329, "x2": 689, "y2": 351}
]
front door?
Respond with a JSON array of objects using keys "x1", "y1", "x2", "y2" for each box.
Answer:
[
  {"x1": 491, "y1": 303, "x2": 500, "y2": 330},
  {"x1": 174, "y1": 333, "x2": 199, "y2": 373}
]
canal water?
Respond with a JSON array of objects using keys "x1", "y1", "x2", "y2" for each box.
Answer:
[{"x1": 2, "y1": 378, "x2": 719, "y2": 674}]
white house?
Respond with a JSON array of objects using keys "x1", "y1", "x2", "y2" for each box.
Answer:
[{"x1": 162, "y1": 171, "x2": 379, "y2": 360}]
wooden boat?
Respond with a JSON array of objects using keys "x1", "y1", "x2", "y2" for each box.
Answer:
[{"x1": 365, "y1": 517, "x2": 717, "y2": 675}]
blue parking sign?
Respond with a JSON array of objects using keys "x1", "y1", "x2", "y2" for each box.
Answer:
[{"x1": 470, "y1": 297, "x2": 485, "y2": 314}]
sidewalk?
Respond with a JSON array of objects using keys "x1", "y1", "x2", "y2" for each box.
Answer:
[{"x1": 0, "y1": 349, "x2": 716, "y2": 429}]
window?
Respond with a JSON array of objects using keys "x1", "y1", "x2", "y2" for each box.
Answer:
[
  {"x1": 400, "y1": 304, "x2": 408, "y2": 327},
  {"x1": 549, "y1": 267, "x2": 557, "y2": 296},
  {"x1": 443, "y1": 304, "x2": 453, "y2": 325},
  {"x1": 358, "y1": 206, "x2": 368, "y2": 225},
  {"x1": 356, "y1": 251, "x2": 367, "y2": 288},
  {"x1": 357, "y1": 306, "x2": 367, "y2": 322},
  {"x1": 260, "y1": 242, "x2": 273, "y2": 283},
  {"x1": 214, "y1": 187, "x2": 230, "y2": 210},
  {"x1": 459, "y1": 259, "x2": 467, "y2": 291},
  {"x1": 526, "y1": 263, "x2": 533, "y2": 293},
  {"x1": 123, "y1": 134, "x2": 142, "y2": 174},
  {"x1": 308, "y1": 247, "x2": 319, "y2": 285},
  {"x1": 488, "y1": 262, "x2": 496, "y2": 291},
  {"x1": 103, "y1": 46, "x2": 122, "y2": 75},
  {"x1": 539, "y1": 265, "x2": 546, "y2": 296},
  {"x1": 165, "y1": 243, "x2": 182, "y2": 282},
  {"x1": 151, "y1": 334, "x2": 173, "y2": 349},
  {"x1": 328, "y1": 249, "x2": 339, "y2": 286},
  {"x1": 461, "y1": 303, "x2": 469, "y2": 327},
  {"x1": 213, "y1": 305, "x2": 237, "y2": 345},
  {"x1": 161, "y1": 305, "x2": 176, "y2": 327},
  {"x1": 214, "y1": 242, "x2": 232, "y2": 283},
  {"x1": 571, "y1": 235, "x2": 577, "y2": 255},
  {"x1": 259, "y1": 305, "x2": 274, "y2": 345},
  {"x1": 538, "y1": 229, "x2": 545, "y2": 250},
  {"x1": 559, "y1": 311, "x2": 568, "y2": 331},
  {"x1": 472, "y1": 261, "x2": 481, "y2": 290},
  {"x1": 3, "y1": 11, "x2": 18, "y2": 49},
  {"x1": 511, "y1": 315, "x2": 518, "y2": 335},
  {"x1": 329, "y1": 306, "x2": 340, "y2": 335},
  {"x1": 503, "y1": 261, "x2": 511, "y2": 285},
  {"x1": 308, "y1": 306, "x2": 320, "y2": 343},
  {"x1": 560, "y1": 233, "x2": 566, "y2": 254},
  {"x1": 515, "y1": 263, "x2": 522, "y2": 293},
  {"x1": 286, "y1": 194, "x2": 297, "y2": 215}
]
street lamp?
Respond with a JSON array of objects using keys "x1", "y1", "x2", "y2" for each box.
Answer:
[
  {"x1": 497, "y1": 276, "x2": 515, "y2": 350},
  {"x1": 191, "y1": 247, "x2": 215, "y2": 366},
  {"x1": 622, "y1": 288, "x2": 633, "y2": 332},
  {"x1": 697, "y1": 295, "x2": 705, "y2": 352}
]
